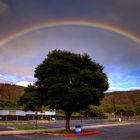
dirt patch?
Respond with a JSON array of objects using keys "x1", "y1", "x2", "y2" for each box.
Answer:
[{"x1": 41, "y1": 130, "x2": 75, "y2": 136}]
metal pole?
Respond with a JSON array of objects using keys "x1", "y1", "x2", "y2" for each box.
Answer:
[{"x1": 35, "y1": 111, "x2": 38, "y2": 128}]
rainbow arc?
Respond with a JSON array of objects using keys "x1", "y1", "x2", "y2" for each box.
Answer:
[{"x1": 0, "y1": 20, "x2": 140, "y2": 45}]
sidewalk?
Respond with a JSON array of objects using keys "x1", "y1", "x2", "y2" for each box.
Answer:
[
  {"x1": 0, "y1": 127, "x2": 65, "y2": 136},
  {"x1": 0, "y1": 122, "x2": 135, "y2": 136}
]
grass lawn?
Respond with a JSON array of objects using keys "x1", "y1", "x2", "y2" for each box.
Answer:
[
  {"x1": 0, "y1": 121, "x2": 33, "y2": 125},
  {"x1": 15, "y1": 126, "x2": 48, "y2": 130}
]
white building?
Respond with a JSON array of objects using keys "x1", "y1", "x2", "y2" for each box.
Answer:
[{"x1": 0, "y1": 110, "x2": 55, "y2": 116}]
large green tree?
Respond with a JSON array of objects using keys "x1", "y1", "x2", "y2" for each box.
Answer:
[{"x1": 35, "y1": 50, "x2": 108, "y2": 131}]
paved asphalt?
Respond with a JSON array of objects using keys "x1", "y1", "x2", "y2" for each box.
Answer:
[
  {"x1": 0, "y1": 119, "x2": 110, "y2": 130},
  {"x1": 0, "y1": 123, "x2": 139, "y2": 140},
  {"x1": 0, "y1": 126, "x2": 13, "y2": 131}
]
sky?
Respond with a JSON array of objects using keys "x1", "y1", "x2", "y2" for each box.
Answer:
[{"x1": 0, "y1": 0, "x2": 140, "y2": 91}]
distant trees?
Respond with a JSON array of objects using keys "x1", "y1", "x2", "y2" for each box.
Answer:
[
  {"x1": 0, "y1": 100, "x2": 17, "y2": 108},
  {"x1": 18, "y1": 85, "x2": 42, "y2": 111},
  {"x1": 135, "y1": 105, "x2": 140, "y2": 115},
  {"x1": 87, "y1": 105, "x2": 105, "y2": 117}
]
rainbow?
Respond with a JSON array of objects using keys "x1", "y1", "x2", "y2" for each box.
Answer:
[{"x1": 0, "y1": 20, "x2": 140, "y2": 45}]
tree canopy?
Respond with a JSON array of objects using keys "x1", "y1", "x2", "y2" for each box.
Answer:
[{"x1": 34, "y1": 50, "x2": 108, "y2": 131}]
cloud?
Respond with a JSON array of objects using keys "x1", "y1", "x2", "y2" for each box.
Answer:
[
  {"x1": 0, "y1": 71, "x2": 35, "y2": 84},
  {"x1": 0, "y1": 74, "x2": 6, "y2": 82},
  {"x1": 0, "y1": 0, "x2": 9, "y2": 15},
  {"x1": 115, "y1": 0, "x2": 140, "y2": 5},
  {"x1": 108, "y1": 86, "x2": 140, "y2": 92},
  {"x1": 0, "y1": 74, "x2": 12, "y2": 83},
  {"x1": 108, "y1": 72, "x2": 140, "y2": 91},
  {"x1": 16, "y1": 81, "x2": 34, "y2": 87}
]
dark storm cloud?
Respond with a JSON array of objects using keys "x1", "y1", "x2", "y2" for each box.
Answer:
[
  {"x1": 0, "y1": 0, "x2": 140, "y2": 40},
  {"x1": 0, "y1": 0, "x2": 9, "y2": 14},
  {"x1": 115, "y1": 0, "x2": 140, "y2": 5}
]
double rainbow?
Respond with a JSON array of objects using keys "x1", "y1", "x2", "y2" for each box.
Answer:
[{"x1": 0, "y1": 20, "x2": 140, "y2": 45}]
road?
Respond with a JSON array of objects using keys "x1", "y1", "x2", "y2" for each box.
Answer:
[
  {"x1": 0, "y1": 126, "x2": 14, "y2": 131},
  {"x1": 0, "y1": 123, "x2": 139, "y2": 140}
]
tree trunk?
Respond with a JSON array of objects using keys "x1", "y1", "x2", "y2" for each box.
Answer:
[
  {"x1": 113, "y1": 103, "x2": 117, "y2": 121},
  {"x1": 65, "y1": 113, "x2": 71, "y2": 132}
]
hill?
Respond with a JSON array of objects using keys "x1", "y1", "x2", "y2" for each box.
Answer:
[
  {"x1": 102, "y1": 90, "x2": 140, "y2": 105},
  {"x1": 0, "y1": 83, "x2": 25, "y2": 101},
  {"x1": 0, "y1": 83, "x2": 140, "y2": 105}
]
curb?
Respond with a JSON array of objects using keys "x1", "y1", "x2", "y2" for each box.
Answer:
[
  {"x1": 67, "y1": 131, "x2": 103, "y2": 137},
  {"x1": 0, "y1": 129, "x2": 48, "y2": 136}
]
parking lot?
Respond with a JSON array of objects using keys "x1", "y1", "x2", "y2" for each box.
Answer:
[{"x1": 0, "y1": 123, "x2": 139, "y2": 140}]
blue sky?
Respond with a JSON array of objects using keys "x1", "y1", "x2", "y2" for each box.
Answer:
[{"x1": 0, "y1": 0, "x2": 140, "y2": 91}]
